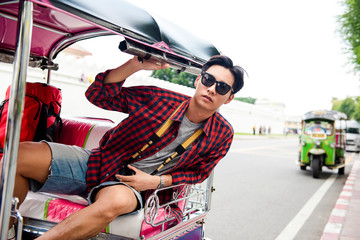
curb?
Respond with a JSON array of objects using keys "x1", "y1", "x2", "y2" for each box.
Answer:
[{"x1": 321, "y1": 157, "x2": 360, "y2": 240}]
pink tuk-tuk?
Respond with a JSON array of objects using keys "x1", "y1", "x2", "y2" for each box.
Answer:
[{"x1": 0, "y1": 0, "x2": 220, "y2": 239}]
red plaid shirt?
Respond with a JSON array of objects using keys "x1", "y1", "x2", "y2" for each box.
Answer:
[{"x1": 85, "y1": 70, "x2": 234, "y2": 221}]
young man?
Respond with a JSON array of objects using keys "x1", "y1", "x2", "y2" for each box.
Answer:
[{"x1": 10, "y1": 55, "x2": 245, "y2": 239}]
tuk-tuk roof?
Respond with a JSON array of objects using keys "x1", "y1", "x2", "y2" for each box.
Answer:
[
  {"x1": 302, "y1": 110, "x2": 348, "y2": 122},
  {"x1": 0, "y1": 0, "x2": 220, "y2": 71}
]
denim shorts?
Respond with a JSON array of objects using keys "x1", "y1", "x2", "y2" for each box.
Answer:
[{"x1": 30, "y1": 141, "x2": 143, "y2": 209}]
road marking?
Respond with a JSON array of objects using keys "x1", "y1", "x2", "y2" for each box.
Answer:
[{"x1": 275, "y1": 174, "x2": 337, "y2": 240}]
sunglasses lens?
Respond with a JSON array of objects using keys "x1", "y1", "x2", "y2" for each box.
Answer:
[
  {"x1": 201, "y1": 73, "x2": 215, "y2": 87},
  {"x1": 216, "y1": 83, "x2": 231, "y2": 95}
]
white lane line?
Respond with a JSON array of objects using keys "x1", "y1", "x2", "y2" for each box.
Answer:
[{"x1": 275, "y1": 174, "x2": 337, "y2": 240}]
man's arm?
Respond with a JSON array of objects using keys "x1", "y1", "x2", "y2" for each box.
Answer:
[{"x1": 85, "y1": 56, "x2": 169, "y2": 112}]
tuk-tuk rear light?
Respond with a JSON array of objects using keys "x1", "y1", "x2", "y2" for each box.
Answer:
[
  {"x1": 315, "y1": 140, "x2": 321, "y2": 147},
  {"x1": 301, "y1": 141, "x2": 306, "y2": 146},
  {"x1": 330, "y1": 142, "x2": 336, "y2": 148}
]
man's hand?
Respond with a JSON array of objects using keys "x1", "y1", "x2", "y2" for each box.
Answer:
[
  {"x1": 115, "y1": 165, "x2": 159, "y2": 191},
  {"x1": 133, "y1": 56, "x2": 170, "y2": 71}
]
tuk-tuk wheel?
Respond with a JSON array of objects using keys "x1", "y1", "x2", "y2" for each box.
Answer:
[
  {"x1": 311, "y1": 157, "x2": 321, "y2": 178},
  {"x1": 338, "y1": 167, "x2": 345, "y2": 175}
]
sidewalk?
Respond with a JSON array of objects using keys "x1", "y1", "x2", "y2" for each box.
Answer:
[{"x1": 321, "y1": 155, "x2": 360, "y2": 240}]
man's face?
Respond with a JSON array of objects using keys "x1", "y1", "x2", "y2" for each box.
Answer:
[{"x1": 193, "y1": 65, "x2": 235, "y2": 112}]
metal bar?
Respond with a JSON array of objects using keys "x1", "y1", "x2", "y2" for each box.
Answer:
[
  {"x1": 0, "y1": 0, "x2": 19, "y2": 6},
  {"x1": 11, "y1": 198, "x2": 23, "y2": 240},
  {"x1": 47, "y1": 69, "x2": 51, "y2": 84},
  {"x1": 49, "y1": 30, "x2": 113, "y2": 60},
  {"x1": 205, "y1": 171, "x2": 214, "y2": 212},
  {"x1": 0, "y1": 1, "x2": 33, "y2": 239}
]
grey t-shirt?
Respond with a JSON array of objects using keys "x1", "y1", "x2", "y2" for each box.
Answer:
[{"x1": 132, "y1": 115, "x2": 202, "y2": 175}]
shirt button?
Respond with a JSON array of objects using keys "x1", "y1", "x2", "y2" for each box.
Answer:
[
  {"x1": 156, "y1": 147, "x2": 160, "y2": 151},
  {"x1": 106, "y1": 173, "x2": 109, "y2": 177},
  {"x1": 172, "y1": 135, "x2": 175, "y2": 138},
  {"x1": 138, "y1": 155, "x2": 141, "y2": 159}
]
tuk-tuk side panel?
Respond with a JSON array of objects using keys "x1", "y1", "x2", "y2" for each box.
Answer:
[
  {"x1": 300, "y1": 135, "x2": 312, "y2": 164},
  {"x1": 336, "y1": 148, "x2": 345, "y2": 158},
  {"x1": 323, "y1": 136, "x2": 336, "y2": 166}
]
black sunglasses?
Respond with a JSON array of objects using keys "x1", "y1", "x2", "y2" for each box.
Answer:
[{"x1": 201, "y1": 72, "x2": 234, "y2": 95}]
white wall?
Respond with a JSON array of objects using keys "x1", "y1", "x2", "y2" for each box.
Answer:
[{"x1": 0, "y1": 62, "x2": 286, "y2": 134}]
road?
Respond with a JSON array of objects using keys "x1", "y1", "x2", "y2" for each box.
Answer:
[{"x1": 204, "y1": 136, "x2": 353, "y2": 240}]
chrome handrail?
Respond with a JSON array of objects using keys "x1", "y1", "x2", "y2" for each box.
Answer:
[
  {"x1": 144, "y1": 172, "x2": 214, "y2": 231},
  {"x1": 0, "y1": 1, "x2": 33, "y2": 239}
]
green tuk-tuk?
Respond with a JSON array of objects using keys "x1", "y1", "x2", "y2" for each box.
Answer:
[{"x1": 298, "y1": 110, "x2": 347, "y2": 178}]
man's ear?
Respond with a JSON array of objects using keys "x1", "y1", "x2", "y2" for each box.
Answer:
[
  {"x1": 224, "y1": 93, "x2": 234, "y2": 104},
  {"x1": 194, "y1": 75, "x2": 201, "y2": 87}
]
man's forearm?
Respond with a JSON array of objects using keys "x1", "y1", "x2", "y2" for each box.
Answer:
[{"x1": 104, "y1": 57, "x2": 142, "y2": 84}]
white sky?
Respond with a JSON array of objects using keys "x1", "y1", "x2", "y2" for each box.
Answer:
[{"x1": 81, "y1": 0, "x2": 360, "y2": 116}]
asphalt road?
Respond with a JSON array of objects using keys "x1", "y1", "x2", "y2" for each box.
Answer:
[{"x1": 204, "y1": 136, "x2": 352, "y2": 240}]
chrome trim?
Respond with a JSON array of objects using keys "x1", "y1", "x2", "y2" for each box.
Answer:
[
  {"x1": 49, "y1": 31, "x2": 114, "y2": 60},
  {"x1": 0, "y1": 0, "x2": 19, "y2": 6},
  {"x1": 0, "y1": 1, "x2": 33, "y2": 239},
  {"x1": 205, "y1": 171, "x2": 214, "y2": 211},
  {"x1": 11, "y1": 198, "x2": 23, "y2": 240},
  {"x1": 119, "y1": 39, "x2": 203, "y2": 75}
]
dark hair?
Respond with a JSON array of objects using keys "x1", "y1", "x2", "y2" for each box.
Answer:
[{"x1": 202, "y1": 55, "x2": 245, "y2": 94}]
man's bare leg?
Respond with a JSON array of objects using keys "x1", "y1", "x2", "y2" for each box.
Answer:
[
  {"x1": 9, "y1": 142, "x2": 52, "y2": 226},
  {"x1": 36, "y1": 184, "x2": 138, "y2": 240}
]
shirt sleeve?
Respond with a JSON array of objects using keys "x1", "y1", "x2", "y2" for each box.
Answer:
[
  {"x1": 170, "y1": 132, "x2": 233, "y2": 185},
  {"x1": 85, "y1": 70, "x2": 129, "y2": 112}
]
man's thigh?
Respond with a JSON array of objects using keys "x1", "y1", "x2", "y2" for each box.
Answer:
[{"x1": 29, "y1": 141, "x2": 90, "y2": 196}]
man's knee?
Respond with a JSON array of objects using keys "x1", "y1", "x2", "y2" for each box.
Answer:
[
  {"x1": 17, "y1": 142, "x2": 52, "y2": 181},
  {"x1": 95, "y1": 185, "x2": 138, "y2": 219}
]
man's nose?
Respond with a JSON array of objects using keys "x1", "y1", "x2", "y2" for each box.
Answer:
[{"x1": 207, "y1": 83, "x2": 216, "y2": 95}]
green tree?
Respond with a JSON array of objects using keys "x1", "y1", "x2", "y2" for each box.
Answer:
[
  {"x1": 234, "y1": 97, "x2": 257, "y2": 104},
  {"x1": 331, "y1": 97, "x2": 343, "y2": 111},
  {"x1": 352, "y1": 96, "x2": 360, "y2": 121},
  {"x1": 338, "y1": 0, "x2": 360, "y2": 72},
  {"x1": 332, "y1": 97, "x2": 356, "y2": 119},
  {"x1": 151, "y1": 68, "x2": 196, "y2": 88}
]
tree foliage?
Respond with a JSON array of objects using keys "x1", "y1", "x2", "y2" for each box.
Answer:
[
  {"x1": 151, "y1": 68, "x2": 196, "y2": 88},
  {"x1": 234, "y1": 97, "x2": 256, "y2": 104},
  {"x1": 338, "y1": 0, "x2": 360, "y2": 72},
  {"x1": 332, "y1": 97, "x2": 360, "y2": 120}
]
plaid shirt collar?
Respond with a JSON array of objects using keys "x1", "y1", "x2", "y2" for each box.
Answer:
[{"x1": 172, "y1": 99, "x2": 211, "y2": 137}]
